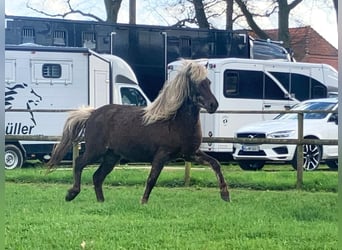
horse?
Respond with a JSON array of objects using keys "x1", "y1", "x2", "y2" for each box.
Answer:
[{"x1": 47, "y1": 59, "x2": 230, "y2": 204}]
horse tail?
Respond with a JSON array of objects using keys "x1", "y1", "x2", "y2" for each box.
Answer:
[{"x1": 47, "y1": 107, "x2": 94, "y2": 168}]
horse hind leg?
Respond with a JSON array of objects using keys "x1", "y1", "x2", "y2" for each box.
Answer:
[
  {"x1": 65, "y1": 154, "x2": 90, "y2": 201},
  {"x1": 93, "y1": 151, "x2": 120, "y2": 202}
]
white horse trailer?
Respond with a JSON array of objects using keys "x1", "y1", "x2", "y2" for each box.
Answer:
[
  {"x1": 168, "y1": 58, "x2": 338, "y2": 159},
  {"x1": 5, "y1": 44, "x2": 150, "y2": 169}
]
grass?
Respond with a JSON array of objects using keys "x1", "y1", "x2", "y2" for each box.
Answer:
[
  {"x1": 5, "y1": 163, "x2": 338, "y2": 249},
  {"x1": 6, "y1": 162, "x2": 338, "y2": 192}
]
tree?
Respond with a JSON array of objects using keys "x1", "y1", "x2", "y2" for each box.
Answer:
[
  {"x1": 192, "y1": 0, "x2": 210, "y2": 28},
  {"x1": 332, "y1": 0, "x2": 337, "y2": 20},
  {"x1": 104, "y1": 0, "x2": 122, "y2": 22},
  {"x1": 225, "y1": 0, "x2": 234, "y2": 30},
  {"x1": 235, "y1": 0, "x2": 303, "y2": 48}
]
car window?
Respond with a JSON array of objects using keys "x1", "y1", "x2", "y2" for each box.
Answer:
[{"x1": 275, "y1": 101, "x2": 336, "y2": 120}]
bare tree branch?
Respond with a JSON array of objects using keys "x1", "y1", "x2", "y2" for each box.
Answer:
[
  {"x1": 288, "y1": 0, "x2": 303, "y2": 10},
  {"x1": 235, "y1": 0, "x2": 269, "y2": 39},
  {"x1": 26, "y1": 0, "x2": 104, "y2": 22}
]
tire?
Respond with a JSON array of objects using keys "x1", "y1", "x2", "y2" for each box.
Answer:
[
  {"x1": 326, "y1": 160, "x2": 338, "y2": 170},
  {"x1": 5, "y1": 144, "x2": 24, "y2": 170},
  {"x1": 238, "y1": 160, "x2": 265, "y2": 171},
  {"x1": 291, "y1": 144, "x2": 322, "y2": 171}
]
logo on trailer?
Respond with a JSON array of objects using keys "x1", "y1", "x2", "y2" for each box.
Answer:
[{"x1": 5, "y1": 83, "x2": 43, "y2": 135}]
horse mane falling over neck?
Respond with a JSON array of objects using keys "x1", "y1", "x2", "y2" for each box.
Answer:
[{"x1": 142, "y1": 60, "x2": 208, "y2": 125}]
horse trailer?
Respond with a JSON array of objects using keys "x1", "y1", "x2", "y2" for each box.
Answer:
[
  {"x1": 5, "y1": 44, "x2": 150, "y2": 169},
  {"x1": 5, "y1": 15, "x2": 293, "y2": 101},
  {"x1": 168, "y1": 58, "x2": 338, "y2": 159}
]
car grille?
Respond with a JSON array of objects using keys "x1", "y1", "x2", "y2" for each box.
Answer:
[{"x1": 236, "y1": 133, "x2": 266, "y2": 138}]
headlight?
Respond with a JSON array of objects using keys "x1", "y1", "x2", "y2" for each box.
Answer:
[{"x1": 267, "y1": 130, "x2": 295, "y2": 138}]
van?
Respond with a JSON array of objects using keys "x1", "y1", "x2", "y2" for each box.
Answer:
[{"x1": 168, "y1": 58, "x2": 338, "y2": 158}]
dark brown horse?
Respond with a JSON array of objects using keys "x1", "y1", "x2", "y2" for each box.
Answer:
[{"x1": 48, "y1": 60, "x2": 229, "y2": 204}]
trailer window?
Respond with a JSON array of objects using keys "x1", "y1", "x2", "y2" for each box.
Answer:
[
  {"x1": 264, "y1": 74, "x2": 289, "y2": 100},
  {"x1": 312, "y1": 80, "x2": 327, "y2": 98},
  {"x1": 266, "y1": 71, "x2": 327, "y2": 100},
  {"x1": 269, "y1": 72, "x2": 290, "y2": 92},
  {"x1": 224, "y1": 70, "x2": 263, "y2": 99},
  {"x1": 223, "y1": 71, "x2": 239, "y2": 96},
  {"x1": 32, "y1": 60, "x2": 72, "y2": 84},
  {"x1": 5, "y1": 59, "x2": 16, "y2": 83},
  {"x1": 290, "y1": 73, "x2": 310, "y2": 101},
  {"x1": 42, "y1": 64, "x2": 62, "y2": 78}
]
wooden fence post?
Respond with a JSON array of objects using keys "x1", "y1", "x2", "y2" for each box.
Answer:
[
  {"x1": 296, "y1": 112, "x2": 304, "y2": 189},
  {"x1": 72, "y1": 143, "x2": 79, "y2": 169},
  {"x1": 184, "y1": 161, "x2": 192, "y2": 186}
]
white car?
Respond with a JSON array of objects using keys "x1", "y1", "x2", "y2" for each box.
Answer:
[{"x1": 233, "y1": 98, "x2": 338, "y2": 171}]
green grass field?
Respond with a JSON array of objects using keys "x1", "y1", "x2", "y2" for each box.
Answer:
[{"x1": 5, "y1": 164, "x2": 338, "y2": 249}]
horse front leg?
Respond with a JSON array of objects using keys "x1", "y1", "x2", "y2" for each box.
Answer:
[
  {"x1": 141, "y1": 149, "x2": 170, "y2": 204},
  {"x1": 194, "y1": 150, "x2": 230, "y2": 202}
]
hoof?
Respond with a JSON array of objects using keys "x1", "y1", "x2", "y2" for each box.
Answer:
[
  {"x1": 220, "y1": 191, "x2": 230, "y2": 202},
  {"x1": 65, "y1": 190, "x2": 79, "y2": 202},
  {"x1": 140, "y1": 198, "x2": 148, "y2": 205}
]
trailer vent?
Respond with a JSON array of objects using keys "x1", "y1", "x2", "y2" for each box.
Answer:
[
  {"x1": 82, "y1": 32, "x2": 96, "y2": 49},
  {"x1": 42, "y1": 64, "x2": 62, "y2": 78},
  {"x1": 22, "y1": 27, "x2": 35, "y2": 44},
  {"x1": 53, "y1": 30, "x2": 66, "y2": 46}
]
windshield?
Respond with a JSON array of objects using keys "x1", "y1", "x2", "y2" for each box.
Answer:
[{"x1": 275, "y1": 101, "x2": 336, "y2": 120}]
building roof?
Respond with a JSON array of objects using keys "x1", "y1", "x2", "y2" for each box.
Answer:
[{"x1": 251, "y1": 26, "x2": 338, "y2": 70}]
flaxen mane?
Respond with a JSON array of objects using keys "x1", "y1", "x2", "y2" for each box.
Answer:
[{"x1": 142, "y1": 60, "x2": 208, "y2": 125}]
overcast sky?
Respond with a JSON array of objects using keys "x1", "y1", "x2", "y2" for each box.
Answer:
[{"x1": 5, "y1": 0, "x2": 338, "y2": 48}]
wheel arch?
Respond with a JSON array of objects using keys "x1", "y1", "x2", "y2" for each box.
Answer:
[{"x1": 5, "y1": 140, "x2": 27, "y2": 159}]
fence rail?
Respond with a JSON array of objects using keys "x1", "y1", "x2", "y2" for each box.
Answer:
[{"x1": 5, "y1": 108, "x2": 338, "y2": 189}]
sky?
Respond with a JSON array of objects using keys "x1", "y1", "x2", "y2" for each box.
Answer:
[{"x1": 5, "y1": 0, "x2": 338, "y2": 48}]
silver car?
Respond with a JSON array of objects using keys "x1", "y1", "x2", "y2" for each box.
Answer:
[{"x1": 233, "y1": 98, "x2": 338, "y2": 171}]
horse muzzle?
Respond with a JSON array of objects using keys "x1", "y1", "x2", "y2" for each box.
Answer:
[
  {"x1": 207, "y1": 100, "x2": 218, "y2": 113},
  {"x1": 199, "y1": 99, "x2": 218, "y2": 113}
]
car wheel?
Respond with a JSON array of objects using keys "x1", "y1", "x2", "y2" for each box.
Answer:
[
  {"x1": 238, "y1": 161, "x2": 265, "y2": 171},
  {"x1": 326, "y1": 160, "x2": 338, "y2": 170},
  {"x1": 291, "y1": 144, "x2": 322, "y2": 171},
  {"x1": 5, "y1": 144, "x2": 24, "y2": 170}
]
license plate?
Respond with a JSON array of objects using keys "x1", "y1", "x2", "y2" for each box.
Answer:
[{"x1": 241, "y1": 144, "x2": 260, "y2": 152}]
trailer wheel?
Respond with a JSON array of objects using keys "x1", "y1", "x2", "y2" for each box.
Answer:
[{"x1": 5, "y1": 144, "x2": 24, "y2": 170}]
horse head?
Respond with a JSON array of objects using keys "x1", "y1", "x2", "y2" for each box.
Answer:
[
  {"x1": 142, "y1": 59, "x2": 218, "y2": 125},
  {"x1": 186, "y1": 62, "x2": 218, "y2": 113}
]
